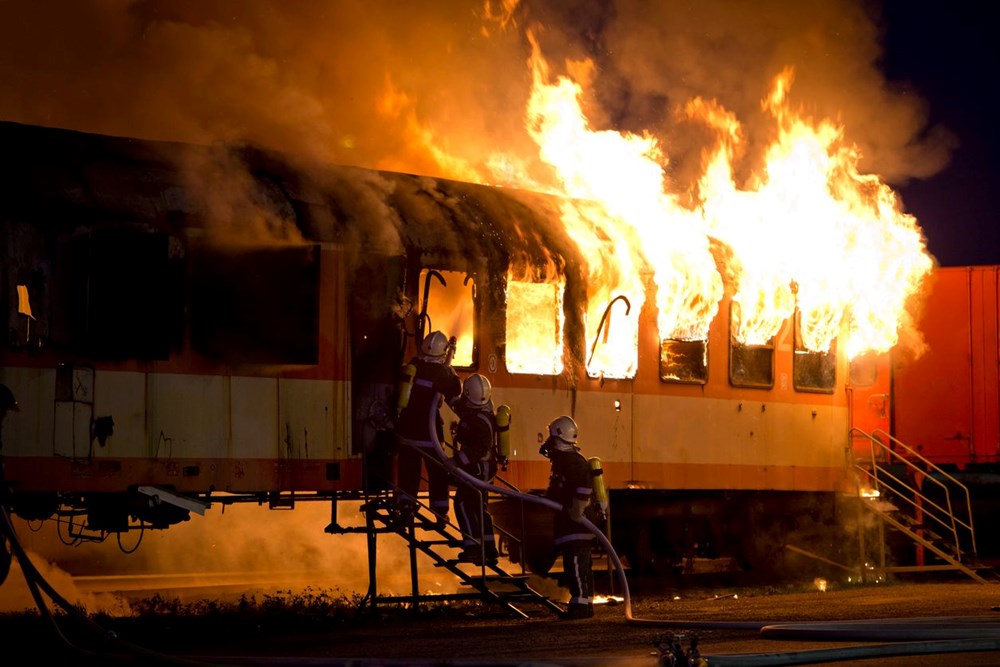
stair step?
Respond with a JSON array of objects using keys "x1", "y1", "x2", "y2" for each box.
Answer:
[{"x1": 421, "y1": 539, "x2": 464, "y2": 547}]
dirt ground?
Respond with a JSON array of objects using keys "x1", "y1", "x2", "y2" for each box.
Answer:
[{"x1": 6, "y1": 577, "x2": 1000, "y2": 666}]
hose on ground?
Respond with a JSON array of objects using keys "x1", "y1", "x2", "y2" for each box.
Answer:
[
  {"x1": 426, "y1": 400, "x2": 1000, "y2": 666},
  {"x1": 0, "y1": 501, "x2": 231, "y2": 666}
]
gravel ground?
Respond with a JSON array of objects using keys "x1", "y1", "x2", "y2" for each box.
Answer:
[{"x1": 6, "y1": 577, "x2": 1000, "y2": 666}]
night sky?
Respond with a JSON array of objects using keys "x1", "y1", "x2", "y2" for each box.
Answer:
[{"x1": 880, "y1": 2, "x2": 1000, "y2": 267}]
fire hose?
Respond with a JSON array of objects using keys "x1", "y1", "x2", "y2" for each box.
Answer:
[
  {"x1": 426, "y1": 399, "x2": 1000, "y2": 666},
  {"x1": 0, "y1": 498, "x2": 232, "y2": 666},
  {"x1": 1, "y1": 405, "x2": 999, "y2": 666}
]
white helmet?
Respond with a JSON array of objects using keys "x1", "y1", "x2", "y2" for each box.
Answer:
[
  {"x1": 462, "y1": 373, "x2": 492, "y2": 407},
  {"x1": 547, "y1": 415, "x2": 578, "y2": 445},
  {"x1": 420, "y1": 331, "x2": 449, "y2": 362}
]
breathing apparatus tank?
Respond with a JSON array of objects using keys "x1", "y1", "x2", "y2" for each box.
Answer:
[
  {"x1": 589, "y1": 456, "x2": 609, "y2": 514},
  {"x1": 396, "y1": 363, "x2": 417, "y2": 416},
  {"x1": 444, "y1": 335, "x2": 457, "y2": 366},
  {"x1": 495, "y1": 404, "x2": 511, "y2": 470}
]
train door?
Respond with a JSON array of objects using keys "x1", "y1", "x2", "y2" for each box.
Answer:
[
  {"x1": 348, "y1": 253, "x2": 407, "y2": 489},
  {"x1": 847, "y1": 351, "x2": 891, "y2": 462}
]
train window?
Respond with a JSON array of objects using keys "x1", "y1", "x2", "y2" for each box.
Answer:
[
  {"x1": 792, "y1": 311, "x2": 836, "y2": 393},
  {"x1": 505, "y1": 276, "x2": 564, "y2": 375},
  {"x1": 659, "y1": 339, "x2": 708, "y2": 384},
  {"x1": 51, "y1": 229, "x2": 182, "y2": 360},
  {"x1": 849, "y1": 352, "x2": 878, "y2": 387},
  {"x1": 190, "y1": 243, "x2": 320, "y2": 364},
  {"x1": 586, "y1": 294, "x2": 638, "y2": 379},
  {"x1": 728, "y1": 303, "x2": 775, "y2": 388},
  {"x1": 418, "y1": 268, "x2": 475, "y2": 369}
]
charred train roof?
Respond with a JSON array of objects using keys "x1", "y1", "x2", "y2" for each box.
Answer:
[{"x1": 0, "y1": 121, "x2": 581, "y2": 283}]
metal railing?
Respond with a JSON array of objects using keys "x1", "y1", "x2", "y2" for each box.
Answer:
[{"x1": 849, "y1": 427, "x2": 977, "y2": 562}]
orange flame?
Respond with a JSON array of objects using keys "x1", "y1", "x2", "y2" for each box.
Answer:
[
  {"x1": 393, "y1": 31, "x2": 933, "y2": 374},
  {"x1": 698, "y1": 68, "x2": 932, "y2": 354}
]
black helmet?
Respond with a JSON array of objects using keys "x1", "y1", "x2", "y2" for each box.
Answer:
[{"x1": 0, "y1": 384, "x2": 18, "y2": 412}]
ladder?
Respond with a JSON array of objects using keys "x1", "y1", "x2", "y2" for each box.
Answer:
[
  {"x1": 325, "y1": 456, "x2": 564, "y2": 618},
  {"x1": 849, "y1": 428, "x2": 998, "y2": 584}
]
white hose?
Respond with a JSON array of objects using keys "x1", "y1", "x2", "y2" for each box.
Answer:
[{"x1": 426, "y1": 397, "x2": 1000, "y2": 667}]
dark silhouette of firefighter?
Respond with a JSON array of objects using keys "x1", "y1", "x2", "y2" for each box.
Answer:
[
  {"x1": 542, "y1": 415, "x2": 601, "y2": 620},
  {"x1": 394, "y1": 330, "x2": 461, "y2": 524},
  {"x1": 0, "y1": 384, "x2": 16, "y2": 450},
  {"x1": 451, "y1": 373, "x2": 505, "y2": 565},
  {"x1": 0, "y1": 384, "x2": 18, "y2": 496}
]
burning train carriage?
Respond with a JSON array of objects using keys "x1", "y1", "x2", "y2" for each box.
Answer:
[{"x1": 0, "y1": 121, "x2": 894, "y2": 576}]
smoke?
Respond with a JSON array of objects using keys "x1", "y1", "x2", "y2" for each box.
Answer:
[
  {"x1": 0, "y1": 0, "x2": 954, "y2": 192},
  {"x1": 1, "y1": 502, "x2": 462, "y2": 615},
  {"x1": 0, "y1": 549, "x2": 132, "y2": 615}
]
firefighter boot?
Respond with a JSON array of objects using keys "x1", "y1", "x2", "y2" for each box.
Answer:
[{"x1": 559, "y1": 602, "x2": 594, "y2": 620}]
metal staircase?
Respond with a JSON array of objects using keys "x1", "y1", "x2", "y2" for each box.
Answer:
[
  {"x1": 325, "y1": 451, "x2": 564, "y2": 618},
  {"x1": 849, "y1": 428, "x2": 998, "y2": 584}
]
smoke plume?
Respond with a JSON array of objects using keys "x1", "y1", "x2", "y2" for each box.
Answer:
[{"x1": 0, "y1": 0, "x2": 954, "y2": 192}]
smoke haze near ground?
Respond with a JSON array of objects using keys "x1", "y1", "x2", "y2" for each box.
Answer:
[
  {"x1": 0, "y1": 0, "x2": 953, "y2": 194},
  {"x1": 0, "y1": 502, "x2": 464, "y2": 615}
]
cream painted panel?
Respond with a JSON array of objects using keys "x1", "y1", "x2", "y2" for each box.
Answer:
[
  {"x1": 92, "y1": 371, "x2": 146, "y2": 457},
  {"x1": 1, "y1": 367, "x2": 55, "y2": 457},
  {"x1": 490, "y1": 385, "x2": 634, "y2": 464},
  {"x1": 632, "y1": 394, "x2": 846, "y2": 467},
  {"x1": 53, "y1": 401, "x2": 90, "y2": 458},
  {"x1": 146, "y1": 373, "x2": 227, "y2": 459},
  {"x1": 230, "y1": 376, "x2": 278, "y2": 459},
  {"x1": 278, "y1": 378, "x2": 342, "y2": 459},
  {"x1": 568, "y1": 390, "x2": 634, "y2": 464}
]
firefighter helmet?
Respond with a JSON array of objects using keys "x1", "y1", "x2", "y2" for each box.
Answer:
[
  {"x1": 462, "y1": 373, "x2": 492, "y2": 407},
  {"x1": 420, "y1": 331, "x2": 450, "y2": 362},
  {"x1": 0, "y1": 384, "x2": 18, "y2": 412},
  {"x1": 547, "y1": 415, "x2": 578, "y2": 445}
]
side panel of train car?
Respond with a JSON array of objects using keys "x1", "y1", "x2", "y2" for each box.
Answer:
[
  {"x1": 890, "y1": 265, "x2": 1000, "y2": 559},
  {"x1": 892, "y1": 266, "x2": 1000, "y2": 468},
  {"x1": 0, "y1": 122, "x2": 862, "y2": 577}
]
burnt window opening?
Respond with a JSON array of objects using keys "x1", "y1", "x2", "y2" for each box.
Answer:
[
  {"x1": 191, "y1": 243, "x2": 320, "y2": 365},
  {"x1": 417, "y1": 268, "x2": 476, "y2": 370},
  {"x1": 505, "y1": 275, "x2": 564, "y2": 376},
  {"x1": 660, "y1": 338, "x2": 708, "y2": 384},
  {"x1": 51, "y1": 229, "x2": 183, "y2": 360},
  {"x1": 792, "y1": 311, "x2": 836, "y2": 393},
  {"x1": 3, "y1": 221, "x2": 52, "y2": 349},
  {"x1": 728, "y1": 303, "x2": 775, "y2": 389},
  {"x1": 849, "y1": 352, "x2": 879, "y2": 387}
]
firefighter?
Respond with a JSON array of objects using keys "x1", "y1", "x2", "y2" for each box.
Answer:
[
  {"x1": 0, "y1": 383, "x2": 17, "y2": 495},
  {"x1": 542, "y1": 415, "x2": 596, "y2": 620},
  {"x1": 451, "y1": 373, "x2": 501, "y2": 565},
  {"x1": 0, "y1": 384, "x2": 16, "y2": 450},
  {"x1": 394, "y1": 331, "x2": 462, "y2": 524}
]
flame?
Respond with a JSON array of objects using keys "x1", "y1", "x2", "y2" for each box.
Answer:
[
  {"x1": 505, "y1": 272, "x2": 565, "y2": 375},
  {"x1": 519, "y1": 32, "x2": 724, "y2": 378},
  {"x1": 698, "y1": 68, "x2": 932, "y2": 354},
  {"x1": 498, "y1": 54, "x2": 930, "y2": 373},
  {"x1": 388, "y1": 29, "x2": 933, "y2": 374}
]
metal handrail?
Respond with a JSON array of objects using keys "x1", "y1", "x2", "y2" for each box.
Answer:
[
  {"x1": 411, "y1": 441, "x2": 532, "y2": 575},
  {"x1": 849, "y1": 427, "x2": 977, "y2": 560}
]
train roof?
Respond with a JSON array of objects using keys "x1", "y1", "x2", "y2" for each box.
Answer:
[{"x1": 0, "y1": 120, "x2": 583, "y2": 283}]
